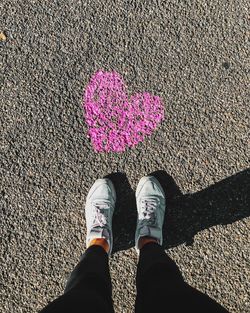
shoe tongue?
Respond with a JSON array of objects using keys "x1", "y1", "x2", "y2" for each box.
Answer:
[
  {"x1": 89, "y1": 227, "x2": 109, "y2": 242},
  {"x1": 140, "y1": 226, "x2": 159, "y2": 240}
]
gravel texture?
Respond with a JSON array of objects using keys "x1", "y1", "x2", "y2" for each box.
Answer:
[{"x1": 1, "y1": 1, "x2": 249, "y2": 312}]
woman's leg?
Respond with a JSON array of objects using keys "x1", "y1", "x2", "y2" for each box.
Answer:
[
  {"x1": 134, "y1": 176, "x2": 228, "y2": 313},
  {"x1": 41, "y1": 245, "x2": 114, "y2": 313},
  {"x1": 40, "y1": 178, "x2": 116, "y2": 313},
  {"x1": 135, "y1": 242, "x2": 228, "y2": 313}
]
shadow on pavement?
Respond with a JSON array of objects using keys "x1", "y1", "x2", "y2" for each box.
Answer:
[
  {"x1": 104, "y1": 172, "x2": 136, "y2": 252},
  {"x1": 106, "y1": 168, "x2": 250, "y2": 253}
]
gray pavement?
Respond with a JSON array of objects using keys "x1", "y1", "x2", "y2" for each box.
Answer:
[{"x1": 1, "y1": 0, "x2": 250, "y2": 312}]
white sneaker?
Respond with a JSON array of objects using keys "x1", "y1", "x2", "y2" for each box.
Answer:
[
  {"x1": 135, "y1": 176, "x2": 166, "y2": 251},
  {"x1": 85, "y1": 178, "x2": 116, "y2": 255}
]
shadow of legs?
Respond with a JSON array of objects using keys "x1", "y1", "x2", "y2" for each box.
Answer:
[
  {"x1": 149, "y1": 169, "x2": 250, "y2": 249},
  {"x1": 104, "y1": 172, "x2": 136, "y2": 253}
]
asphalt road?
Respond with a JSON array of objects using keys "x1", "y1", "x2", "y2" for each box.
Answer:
[{"x1": 1, "y1": 1, "x2": 249, "y2": 312}]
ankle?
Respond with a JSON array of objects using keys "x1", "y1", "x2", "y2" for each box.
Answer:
[
  {"x1": 138, "y1": 236, "x2": 158, "y2": 250},
  {"x1": 88, "y1": 238, "x2": 109, "y2": 253}
]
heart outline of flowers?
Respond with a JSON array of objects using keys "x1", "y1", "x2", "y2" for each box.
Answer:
[{"x1": 84, "y1": 70, "x2": 164, "y2": 152}]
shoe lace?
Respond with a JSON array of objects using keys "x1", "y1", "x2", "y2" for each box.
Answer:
[
  {"x1": 92, "y1": 202, "x2": 110, "y2": 227},
  {"x1": 139, "y1": 198, "x2": 158, "y2": 226}
]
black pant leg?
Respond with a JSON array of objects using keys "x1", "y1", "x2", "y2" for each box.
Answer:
[
  {"x1": 40, "y1": 245, "x2": 114, "y2": 313},
  {"x1": 135, "y1": 242, "x2": 228, "y2": 313}
]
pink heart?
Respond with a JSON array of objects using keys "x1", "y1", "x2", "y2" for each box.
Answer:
[{"x1": 83, "y1": 70, "x2": 164, "y2": 152}]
